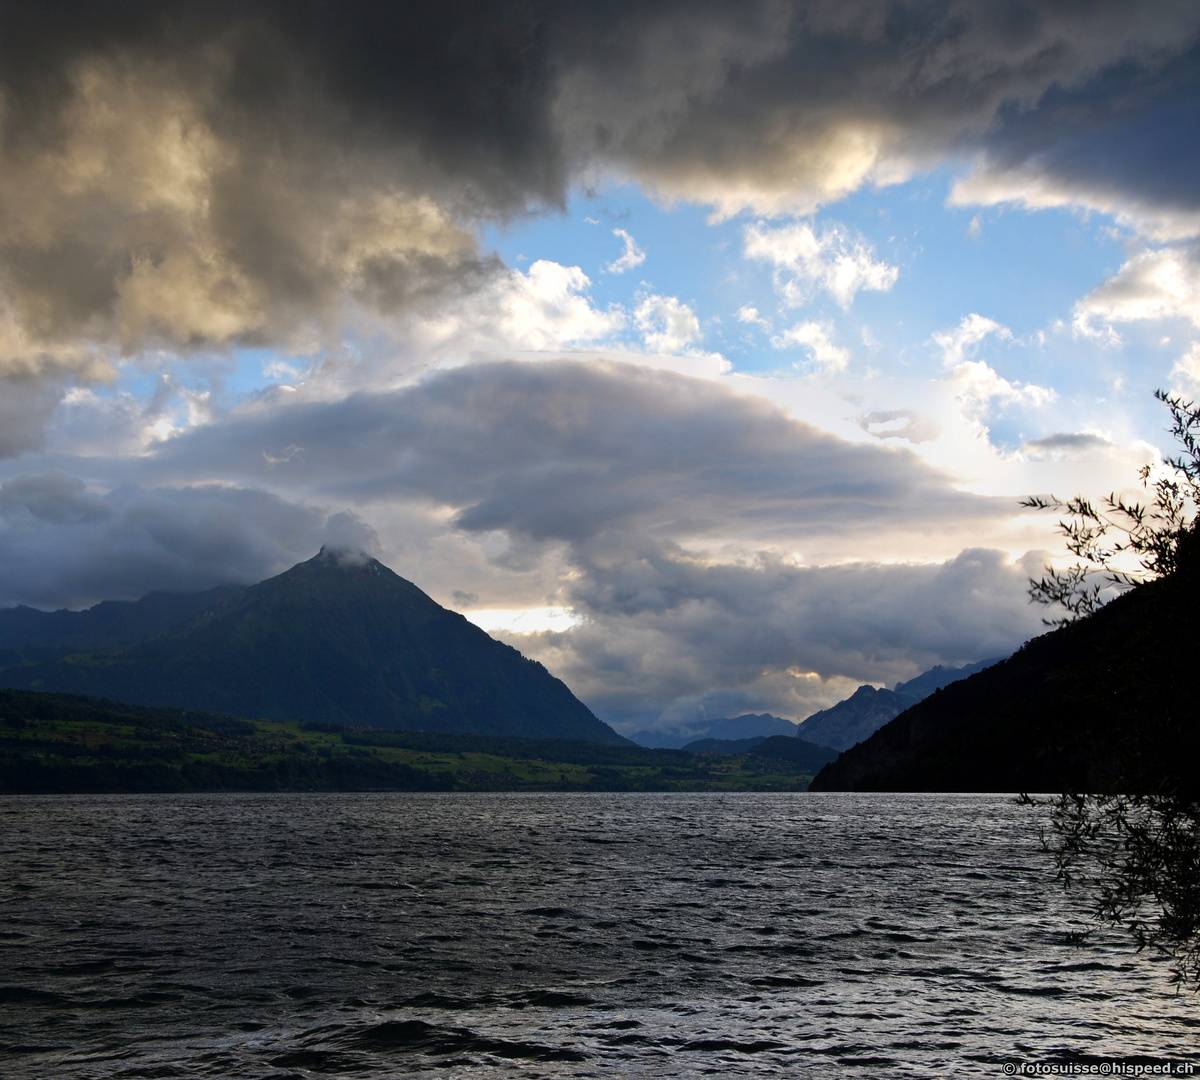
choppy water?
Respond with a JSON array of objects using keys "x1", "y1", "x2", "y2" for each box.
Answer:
[{"x1": 1, "y1": 793, "x2": 1195, "y2": 1078}]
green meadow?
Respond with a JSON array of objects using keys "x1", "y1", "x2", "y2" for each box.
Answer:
[{"x1": 0, "y1": 690, "x2": 829, "y2": 794}]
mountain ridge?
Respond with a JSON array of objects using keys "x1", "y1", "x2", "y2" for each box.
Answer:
[
  {"x1": 794, "y1": 658, "x2": 1001, "y2": 752},
  {"x1": 0, "y1": 549, "x2": 627, "y2": 745},
  {"x1": 0, "y1": 584, "x2": 243, "y2": 664}
]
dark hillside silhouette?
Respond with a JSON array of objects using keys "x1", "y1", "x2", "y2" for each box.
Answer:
[{"x1": 810, "y1": 569, "x2": 1198, "y2": 794}]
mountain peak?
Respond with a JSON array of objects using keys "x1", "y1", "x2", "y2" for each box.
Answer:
[
  {"x1": 311, "y1": 546, "x2": 381, "y2": 571},
  {"x1": 283, "y1": 547, "x2": 397, "y2": 587},
  {"x1": 1, "y1": 550, "x2": 628, "y2": 744}
]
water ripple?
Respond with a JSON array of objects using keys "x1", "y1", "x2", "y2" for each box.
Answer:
[{"x1": 0, "y1": 792, "x2": 1193, "y2": 1077}]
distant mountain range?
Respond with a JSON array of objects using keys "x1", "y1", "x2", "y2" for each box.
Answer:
[
  {"x1": 682, "y1": 735, "x2": 774, "y2": 754},
  {"x1": 628, "y1": 713, "x2": 797, "y2": 748},
  {"x1": 810, "y1": 568, "x2": 1199, "y2": 793},
  {"x1": 0, "y1": 550, "x2": 626, "y2": 745},
  {"x1": 628, "y1": 660, "x2": 1001, "y2": 752},
  {"x1": 794, "y1": 659, "x2": 1001, "y2": 752}
]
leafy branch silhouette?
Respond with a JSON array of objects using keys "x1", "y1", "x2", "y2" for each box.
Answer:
[{"x1": 1021, "y1": 389, "x2": 1200, "y2": 625}]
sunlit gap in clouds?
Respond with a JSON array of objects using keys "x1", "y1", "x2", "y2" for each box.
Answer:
[{"x1": 462, "y1": 607, "x2": 584, "y2": 635}]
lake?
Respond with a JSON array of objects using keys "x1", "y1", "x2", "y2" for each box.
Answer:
[{"x1": 1, "y1": 792, "x2": 1195, "y2": 1077}]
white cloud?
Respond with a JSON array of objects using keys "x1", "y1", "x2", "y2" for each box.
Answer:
[
  {"x1": 773, "y1": 320, "x2": 850, "y2": 373},
  {"x1": 857, "y1": 409, "x2": 940, "y2": 444},
  {"x1": 262, "y1": 358, "x2": 303, "y2": 381},
  {"x1": 634, "y1": 294, "x2": 702, "y2": 354},
  {"x1": 736, "y1": 304, "x2": 769, "y2": 328},
  {"x1": 412, "y1": 259, "x2": 624, "y2": 357},
  {"x1": 605, "y1": 228, "x2": 646, "y2": 274},
  {"x1": 463, "y1": 607, "x2": 583, "y2": 634},
  {"x1": 951, "y1": 162, "x2": 1200, "y2": 244},
  {"x1": 1073, "y1": 247, "x2": 1200, "y2": 339},
  {"x1": 931, "y1": 315, "x2": 1054, "y2": 438},
  {"x1": 493, "y1": 260, "x2": 626, "y2": 348},
  {"x1": 744, "y1": 220, "x2": 898, "y2": 308},
  {"x1": 1171, "y1": 341, "x2": 1200, "y2": 394},
  {"x1": 947, "y1": 359, "x2": 1055, "y2": 412},
  {"x1": 932, "y1": 313, "x2": 1012, "y2": 367}
]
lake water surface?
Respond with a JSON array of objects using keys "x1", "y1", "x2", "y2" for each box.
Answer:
[{"x1": 1, "y1": 792, "x2": 1195, "y2": 1077}]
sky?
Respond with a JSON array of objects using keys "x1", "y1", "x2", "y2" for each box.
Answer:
[{"x1": 2, "y1": 1, "x2": 1200, "y2": 734}]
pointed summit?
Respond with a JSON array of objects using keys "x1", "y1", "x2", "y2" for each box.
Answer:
[
  {"x1": 310, "y1": 545, "x2": 379, "y2": 570},
  {"x1": 2, "y1": 552, "x2": 627, "y2": 744}
]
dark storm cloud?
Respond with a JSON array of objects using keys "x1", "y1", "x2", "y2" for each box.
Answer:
[
  {"x1": 0, "y1": 0, "x2": 526, "y2": 378},
  {"x1": 553, "y1": 1, "x2": 1200, "y2": 218},
  {"x1": 0, "y1": 472, "x2": 374, "y2": 608},
  {"x1": 0, "y1": 0, "x2": 564, "y2": 206},
  {"x1": 0, "y1": 0, "x2": 1196, "y2": 383},
  {"x1": 978, "y1": 61, "x2": 1200, "y2": 208}
]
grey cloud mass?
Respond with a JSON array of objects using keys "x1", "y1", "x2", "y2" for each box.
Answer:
[
  {"x1": 148, "y1": 359, "x2": 1000, "y2": 544},
  {"x1": 0, "y1": 373, "x2": 73, "y2": 456},
  {"x1": 555, "y1": 1, "x2": 1200, "y2": 219},
  {"x1": 505, "y1": 547, "x2": 1044, "y2": 728},
  {"x1": 0, "y1": 0, "x2": 1195, "y2": 386},
  {"x1": 1022, "y1": 432, "x2": 1117, "y2": 459}
]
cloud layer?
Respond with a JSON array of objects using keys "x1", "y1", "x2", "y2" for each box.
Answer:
[{"x1": 141, "y1": 359, "x2": 1000, "y2": 546}]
